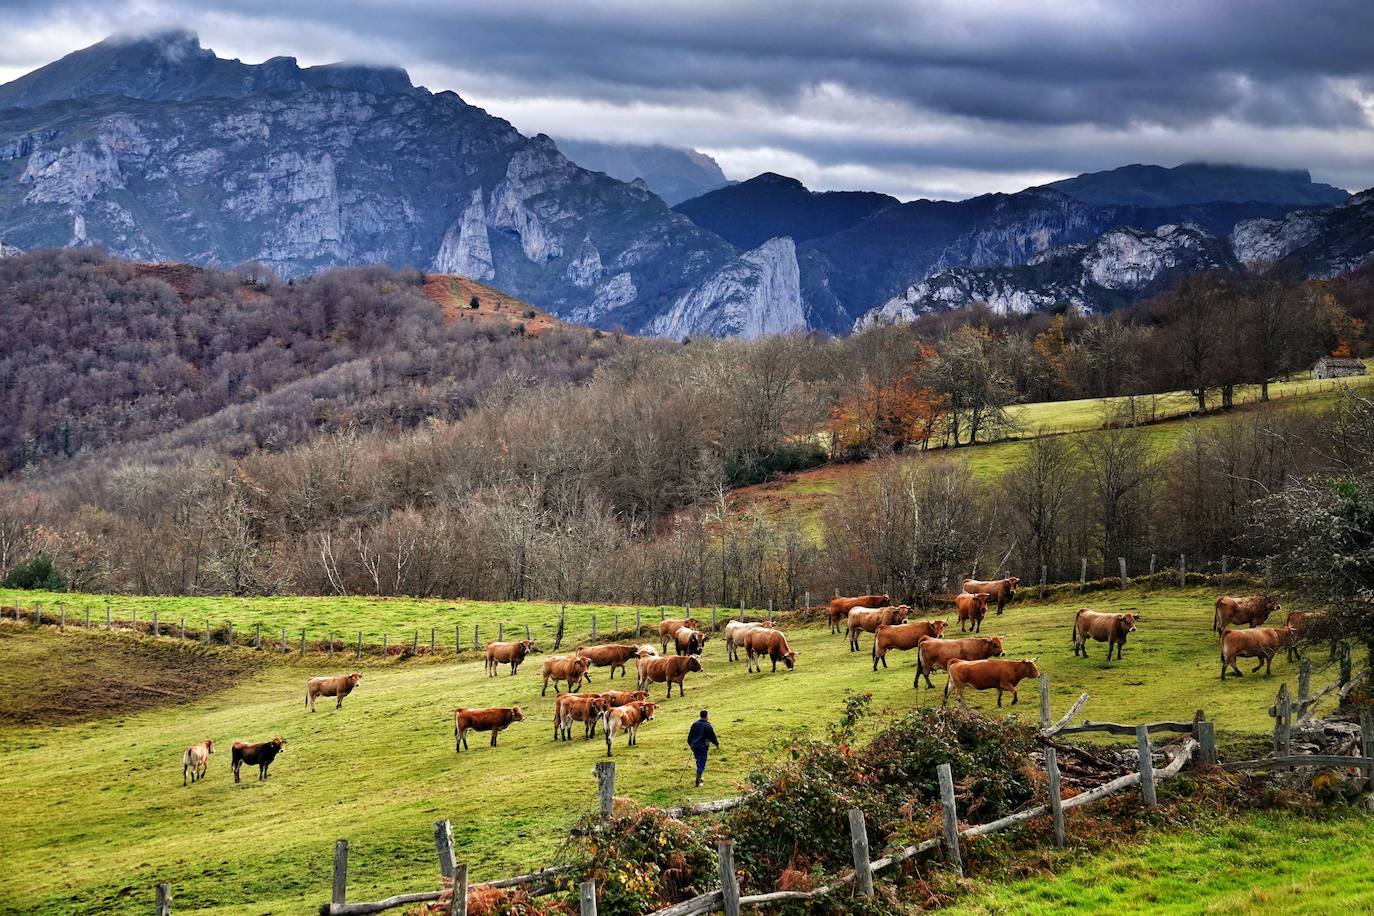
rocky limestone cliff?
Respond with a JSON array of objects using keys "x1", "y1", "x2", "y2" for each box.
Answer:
[
  {"x1": 0, "y1": 32, "x2": 738, "y2": 333},
  {"x1": 1230, "y1": 190, "x2": 1374, "y2": 276},
  {"x1": 648, "y1": 237, "x2": 804, "y2": 339}
]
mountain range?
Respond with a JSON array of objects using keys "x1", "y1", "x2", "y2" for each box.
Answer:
[{"x1": 1, "y1": 31, "x2": 1371, "y2": 338}]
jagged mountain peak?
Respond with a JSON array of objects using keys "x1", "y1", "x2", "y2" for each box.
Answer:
[{"x1": 0, "y1": 30, "x2": 417, "y2": 110}]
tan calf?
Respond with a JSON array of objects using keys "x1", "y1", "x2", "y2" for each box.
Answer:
[
  {"x1": 603, "y1": 700, "x2": 656, "y2": 756},
  {"x1": 955, "y1": 592, "x2": 990, "y2": 633},
  {"x1": 182, "y1": 739, "x2": 213, "y2": 786}
]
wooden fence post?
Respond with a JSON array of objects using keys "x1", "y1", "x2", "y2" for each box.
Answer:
[
  {"x1": 1178, "y1": 554, "x2": 1186, "y2": 586},
  {"x1": 1340, "y1": 643, "x2": 1352, "y2": 687},
  {"x1": 413, "y1": 630, "x2": 419, "y2": 654},
  {"x1": 435, "y1": 819, "x2": 456, "y2": 879},
  {"x1": 579, "y1": 880, "x2": 598, "y2": 916},
  {"x1": 156, "y1": 883, "x2": 171, "y2": 916},
  {"x1": 635, "y1": 609, "x2": 641, "y2": 636},
  {"x1": 1265, "y1": 558, "x2": 1274, "y2": 588},
  {"x1": 717, "y1": 840, "x2": 740, "y2": 916},
  {"x1": 255, "y1": 622, "x2": 261, "y2": 649},
  {"x1": 1272, "y1": 683, "x2": 1292, "y2": 756},
  {"x1": 1079, "y1": 558, "x2": 1087, "y2": 590},
  {"x1": 1361, "y1": 709, "x2": 1374, "y2": 787},
  {"x1": 205, "y1": 621, "x2": 210, "y2": 644},
  {"x1": 1045, "y1": 747, "x2": 1065, "y2": 849},
  {"x1": 805, "y1": 589, "x2": 811, "y2": 611},
  {"x1": 1198, "y1": 725, "x2": 1220, "y2": 769},
  {"x1": 1298, "y1": 659, "x2": 1311, "y2": 708},
  {"x1": 130, "y1": 608, "x2": 134, "y2": 634},
  {"x1": 711, "y1": 607, "x2": 717, "y2": 631},
  {"x1": 105, "y1": 600, "x2": 111, "y2": 629},
  {"x1": 154, "y1": 610, "x2": 160, "y2": 637},
  {"x1": 1149, "y1": 554, "x2": 1156, "y2": 583},
  {"x1": 1136, "y1": 726, "x2": 1157, "y2": 806},
  {"x1": 1118, "y1": 557, "x2": 1127, "y2": 589},
  {"x1": 300, "y1": 629, "x2": 306, "y2": 655},
  {"x1": 332, "y1": 839, "x2": 349, "y2": 908},
  {"x1": 357, "y1": 631, "x2": 363, "y2": 659},
  {"x1": 329, "y1": 632, "x2": 335, "y2": 656},
  {"x1": 453, "y1": 863, "x2": 468, "y2": 916},
  {"x1": 59, "y1": 603, "x2": 65, "y2": 629},
  {"x1": 1039, "y1": 673, "x2": 1050, "y2": 730},
  {"x1": 431, "y1": 628, "x2": 437, "y2": 654},
  {"x1": 473, "y1": 624, "x2": 479, "y2": 652},
  {"x1": 279, "y1": 626, "x2": 286, "y2": 653},
  {"x1": 1221, "y1": 555, "x2": 1229, "y2": 575},
  {"x1": 937, "y1": 763, "x2": 963, "y2": 877},
  {"x1": 498, "y1": 622, "x2": 504, "y2": 643},
  {"x1": 179, "y1": 617, "x2": 185, "y2": 642},
  {"x1": 525, "y1": 623, "x2": 532, "y2": 642},
  {"x1": 383, "y1": 634, "x2": 388, "y2": 656},
  {"x1": 848, "y1": 808, "x2": 873, "y2": 896},
  {"x1": 591, "y1": 615, "x2": 597, "y2": 641},
  {"x1": 596, "y1": 761, "x2": 615, "y2": 817},
  {"x1": 1040, "y1": 565, "x2": 1047, "y2": 599},
  {"x1": 85, "y1": 606, "x2": 91, "y2": 629},
  {"x1": 456, "y1": 624, "x2": 461, "y2": 654}
]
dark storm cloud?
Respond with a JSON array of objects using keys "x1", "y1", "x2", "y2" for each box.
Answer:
[{"x1": 2, "y1": 0, "x2": 1373, "y2": 198}]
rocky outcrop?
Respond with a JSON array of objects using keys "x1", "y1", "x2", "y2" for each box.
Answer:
[
  {"x1": 1230, "y1": 190, "x2": 1374, "y2": 277},
  {"x1": 858, "y1": 223, "x2": 1238, "y2": 326},
  {"x1": 570, "y1": 272, "x2": 637, "y2": 325},
  {"x1": 649, "y1": 237, "x2": 804, "y2": 340},
  {"x1": 432, "y1": 189, "x2": 495, "y2": 280},
  {"x1": 565, "y1": 237, "x2": 603, "y2": 288},
  {"x1": 0, "y1": 239, "x2": 19, "y2": 258}
]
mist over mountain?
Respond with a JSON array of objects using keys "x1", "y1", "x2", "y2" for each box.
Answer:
[{"x1": 554, "y1": 138, "x2": 730, "y2": 205}]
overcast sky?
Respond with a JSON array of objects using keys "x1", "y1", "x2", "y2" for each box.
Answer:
[{"x1": 3, "y1": 0, "x2": 1373, "y2": 200}]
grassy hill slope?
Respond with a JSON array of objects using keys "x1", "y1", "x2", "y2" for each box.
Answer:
[{"x1": 0, "y1": 587, "x2": 1344, "y2": 914}]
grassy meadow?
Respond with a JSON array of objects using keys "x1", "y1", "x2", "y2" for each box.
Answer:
[{"x1": 0, "y1": 586, "x2": 1347, "y2": 915}]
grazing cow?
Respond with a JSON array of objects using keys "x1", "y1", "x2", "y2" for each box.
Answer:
[
  {"x1": 1284, "y1": 611, "x2": 1327, "y2": 661},
  {"x1": 916, "y1": 636, "x2": 1005, "y2": 689},
  {"x1": 541, "y1": 655, "x2": 593, "y2": 696},
  {"x1": 603, "y1": 700, "x2": 656, "y2": 756},
  {"x1": 658, "y1": 617, "x2": 701, "y2": 653},
  {"x1": 576, "y1": 644, "x2": 641, "y2": 679},
  {"x1": 1071, "y1": 609, "x2": 1138, "y2": 661},
  {"x1": 962, "y1": 577, "x2": 1020, "y2": 615},
  {"x1": 182, "y1": 739, "x2": 213, "y2": 786},
  {"x1": 554, "y1": 692, "x2": 610, "y2": 741},
  {"x1": 486, "y1": 639, "x2": 535, "y2": 677},
  {"x1": 846, "y1": 605, "x2": 910, "y2": 652},
  {"x1": 598, "y1": 689, "x2": 649, "y2": 708},
  {"x1": 673, "y1": 627, "x2": 708, "y2": 656},
  {"x1": 723, "y1": 619, "x2": 775, "y2": 662},
  {"x1": 306, "y1": 672, "x2": 362, "y2": 712},
  {"x1": 1221, "y1": 627, "x2": 1294, "y2": 679},
  {"x1": 637, "y1": 655, "x2": 703, "y2": 698},
  {"x1": 943, "y1": 658, "x2": 1040, "y2": 708},
  {"x1": 828, "y1": 595, "x2": 890, "y2": 634},
  {"x1": 454, "y1": 706, "x2": 525, "y2": 751},
  {"x1": 1213, "y1": 594, "x2": 1281, "y2": 634},
  {"x1": 872, "y1": 620, "x2": 946, "y2": 671},
  {"x1": 955, "y1": 592, "x2": 990, "y2": 633},
  {"x1": 744, "y1": 627, "x2": 798, "y2": 673},
  {"x1": 231, "y1": 737, "x2": 285, "y2": 783}
]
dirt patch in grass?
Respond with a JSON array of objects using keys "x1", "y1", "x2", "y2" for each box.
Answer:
[{"x1": 0, "y1": 623, "x2": 264, "y2": 726}]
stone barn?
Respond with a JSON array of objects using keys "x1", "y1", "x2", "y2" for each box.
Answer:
[{"x1": 1312, "y1": 356, "x2": 1366, "y2": 379}]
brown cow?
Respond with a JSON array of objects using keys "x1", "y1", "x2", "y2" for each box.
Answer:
[
  {"x1": 576, "y1": 644, "x2": 641, "y2": 679},
  {"x1": 231, "y1": 737, "x2": 285, "y2": 783},
  {"x1": 306, "y1": 672, "x2": 362, "y2": 712},
  {"x1": 1284, "y1": 611, "x2": 1328, "y2": 661},
  {"x1": 1221, "y1": 627, "x2": 1294, "y2": 679},
  {"x1": 744, "y1": 627, "x2": 798, "y2": 673},
  {"x1": 673, "y1": 627, "x2": 708, "y2": 656},
  {"x1": 828, "y1": 594, "x2": 890, "y2": 634},
  {"x1": 486, "y1": 639, "x2": 535, "y2": 677},
  {"x1": 637, "y1": 655, "x2": 703, "y2": 698},
  {"x1": 1213, "y1": 594, "x2": 1281, "y2": 634},
  {"x1": 962, "y1": 576, "x2": 1020, "y2": 615},
  {"x1": 723, "y1": 619, "x2": 775, "y2": 662},
  {"x1": 846, "y1": 605, "x2": 910, "y2": 651},
  {"x1": 955, "y1": 592, "x2": 990, "y2": 633},
  {"x1": 872, "y1": 619, "x2": 946, "y2": 671},
  {"x1": 603, "y1": 700, "x2": 656, "y2": 756},
  {"x1": 658, "y1": 617, "x2": 701, "y2": 653},
  {"x1": 541, "y1": 655, "x2": 593, "y2": 696},
  {"x1": 554, "y1": 692, "x2": 610, "y2": 741},
  {"x1": 916, "y1": 635, "x2": 1005, "y2": 689},
  {"x1": 182, "y1": 739, "x2": 213, "y2": 786},
  {"x1": 454, "y1": 706, "x2": 525, "y2": 751},
  {"x1": 598, "y1": 689, "x2": 649, "y2": 708},
  {"x1": 1072, "y1": 609, "x2": 1138, "y2": 661},
  {"x1": 943, "y1": 658, "x2": 1040, "y2": 708}
]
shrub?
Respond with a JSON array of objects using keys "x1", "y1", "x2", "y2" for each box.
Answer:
[
  {"x1": 559, "y1": 806, "x2": 715, "y2": 915},
  {"x1": 2, "y1": 554, "x2": 65, "y2": 591}
]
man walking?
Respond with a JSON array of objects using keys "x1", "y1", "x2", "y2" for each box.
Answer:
[{"x1": 687, "y1": 709, "x2": 719, "y2": 786}]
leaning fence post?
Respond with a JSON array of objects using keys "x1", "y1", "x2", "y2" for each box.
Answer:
[
  {"x1": 1136, "y1": 726, "x2": 1157, "y2": 806},
  {"x1": 155, "y1": 883, "x2": 171, "y2": 916},
  {"x1": 848, "y1": 808, "x2": 873, "y2": 896},
  {"x1": 1361, "y1": 709, "x2": 1374, "y2": 787},
  {"x1": 579, "y1": 880, "x2": 598, "y2": 916},
  {"x1": 1118, "y1": 557, "x2": 1127, "y2": 589},
  {"x1": 1045, "y1": 747, "x2": 1065, "y2": 849},
  {"x1": 1197, "y1": 720, "x2": 1217, "y2": 766},
  {"x1": 717, "y1": 840, "x2": 740, "y2": 916},
  {"x1": 596, "y1": 761, "x2": 615, "y2": 817},
  {"x1": 332, "y1": 839, "x2": 349, "y2": 908},
  {"x1": 937, "y1": 763, "x2": 963, "y2": 877},
  {"x1": 1039, "y1": 673, "x2": 1050, "y2": 730},
  {"x1": 1079, "y1": 558, "x2": 1087, "y2": 590}
]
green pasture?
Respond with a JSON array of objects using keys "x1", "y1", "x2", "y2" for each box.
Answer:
[{"x1": 0, "y1": 587, "x2": 1345, "y2": 914}]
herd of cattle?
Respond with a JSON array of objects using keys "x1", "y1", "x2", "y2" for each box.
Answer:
[{"x1": 179, "y1": 576, "x2": 1322, "y2": 783}]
